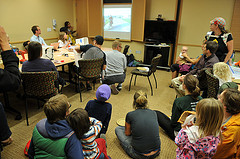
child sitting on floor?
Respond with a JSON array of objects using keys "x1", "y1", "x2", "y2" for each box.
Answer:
[
  {"x1": 175, "y1": 98, "x2": 224, "y2": 158},
  {"x1": 28, "y1": 94, "x2": 84, "y2": 159},
  {"x1": 85, "y1": 84, "x2": 112, "y2": 139},
  {"x1": 67, "y1": 108, "x2": 110, "y2": 159}
]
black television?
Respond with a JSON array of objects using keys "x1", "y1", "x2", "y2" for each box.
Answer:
[{"x1": 144, "y1": 20, "x2": 177, "y2": 44}]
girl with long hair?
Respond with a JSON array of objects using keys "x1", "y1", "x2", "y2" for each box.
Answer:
[{"x1": 175, "y1": 98, "x2": 224, "y2": 158}]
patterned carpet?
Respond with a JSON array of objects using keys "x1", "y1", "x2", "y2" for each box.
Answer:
[{"x1": 2, "y1": 67, "x2": 177, "y2": 159}]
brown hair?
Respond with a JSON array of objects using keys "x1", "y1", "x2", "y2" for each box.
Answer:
[
  {"x1": 112, "y1": 40, "x2": 122, "y2": 49},
  {"x1": 218, "y1": 25, "x2": 228, "y2": 34},
  {"x1": 44, "y1": 94, "x2": 70, "y2": 124},
  {"x1": 66, "y1": 108, "x2": 90, "y2": 140},
  {"x1": 183, "y1": 74, "x2": 200, "y2": 99},
  {"x1": 31, "y1": 25, "x2": 39, "y2": 34},
  {"x1": 195, "y1": 98, "x2": 224, "y2": 137},
  {"x1": 27, "y1": 41, "x2": 42, "y2": 61},
  {"x1": 222, "y1": 88, "x2": 240, "y2": 115},
  {"x1": 59, "y1": 32, "x2": 66, "y2": 43},
  {"x1": 206, "y1": 41, "x2": 218, "y2": 54},
  {"x1": 133, "y1": 90, "x2": 148, "y2": 109}
]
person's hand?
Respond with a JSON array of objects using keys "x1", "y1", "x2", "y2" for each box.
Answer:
[
  {"x1": 182, "y1": 52, "x2": 188, "y2": 58},
  {"x1": 0, "y1": 26, "x2": 11, "y2": 51},
  {"x1": 179, "y1": 75, "x2": 186, "y2": 82},
  {"x1": 181, "y1": 114, "x2": 196, "y2": 129}
]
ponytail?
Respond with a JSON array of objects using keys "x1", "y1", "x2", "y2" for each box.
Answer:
[
  {"x1": 183, "y1": 74, "x2": 200, "y2": 99},
  {"x1": 133, "y1": 90, "x2": 148, "y2": 109}
]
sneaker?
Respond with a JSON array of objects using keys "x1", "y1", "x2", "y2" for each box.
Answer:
[
  {"x1": 100, "y1": 134, "x2": 107, "y2": 147},
  {"x1": 110, "y1": 85, "x2": 119, "y2": 95},
  {"x1": 1, "y1": 137, "x2": 13, "y2": 146},
  {"x1": 117, "y1": 83, "x2": 122, "y2": 91}
]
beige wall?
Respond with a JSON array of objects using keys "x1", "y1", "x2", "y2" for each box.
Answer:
[
  {"x1": 103, "y1": 0, "x2": 177, "y2": 62},
  {"x1": 0, "y1": 0, "x2": 75, "y2": 50},
  {"x1": 176, "y1": 0, "x2": 235, "y2": 61},
  {"x1": 1, "y1": 0, "x2": 236, "y2": 62}
]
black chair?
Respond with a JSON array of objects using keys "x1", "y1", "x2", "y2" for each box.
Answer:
[
  {"x1": 123, "y1": 45, "x2": 130, "y2": 55},
  {"x1": 129, "y1": 54, "x2": 162, "y2": 96},
  {"x1": 76, "y1": 58, "x2": 104, "y2": 102}
]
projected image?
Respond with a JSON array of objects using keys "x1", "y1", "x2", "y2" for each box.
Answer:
[
  {"x1": 104, "y1": 5, "x2": 131, "y2": 40},
  {"x1": 104, "y1": 8, "x2": 131, "y2": 32}
]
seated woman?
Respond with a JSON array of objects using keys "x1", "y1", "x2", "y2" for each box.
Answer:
[
  {"x1": 115, "y1": 90, "x2": 161, "y2": 159},
  {"x1": 22, "y1": 41, "x2": 66, "y2": 89},
  {"x1": 156, "y1": 74, "x2": 202, "y2": 140},
  {"x1": 213, "y1": 62, "x2": 232, "y2": 87},
  {"x1": 58, "y1": 32, "x2": 70, "y2": 49}
]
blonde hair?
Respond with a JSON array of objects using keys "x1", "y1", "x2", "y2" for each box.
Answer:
[
  {"x1": 112, "y1": 40, "x2": 121, "y2": 49},
  {"x1": 59, "y1": 32, "x2": 67, "y2": 43},
  {"x1": 213, "y1": 62, "x2": 232, "y2": 82},
  {"x1": 133, "y1": 90, "x2": 148, "y2": 109},
  {"x1": 195, "y1": 98, "x2": 224, "y2": 137}
]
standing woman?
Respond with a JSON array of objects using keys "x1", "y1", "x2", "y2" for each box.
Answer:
[
  {"x1": 115, "y1": 91, "x2": 161, "y2": 159},
  {"x1": 205, "y1": 17, "x2": 233, "y2": 63}
]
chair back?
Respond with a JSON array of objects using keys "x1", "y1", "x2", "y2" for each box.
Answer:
[
  {"x1": 205, "y1": 69, "x2": 219, "y2": 98},
  {"x1": 78, "y1": 58, "x2": 104, "y2": 79},
  {"x1": 21, "y1": 71, "x2": 58, "y2": 97},
  {"x1": 123, "y1": 45, "x2": 130, "y2": 55},
  {"x1": 149, "y1": 54, "x2": 162, "y2": 74}
]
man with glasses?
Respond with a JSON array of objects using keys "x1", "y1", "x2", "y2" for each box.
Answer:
[
  {"x1": 102, "y1": 40, "x2": 127, "y2": 95},
  {"x1": 30, "y1": 25, "x2": 47, "y2": 46}
]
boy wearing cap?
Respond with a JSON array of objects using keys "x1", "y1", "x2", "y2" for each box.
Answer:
[
  {"x1": 205, "y1": 17, "x2": 233, "y2": 63},
  {"x1": 75, "y1": 35, "x2": 106, "y2": 91},
  {"x1": 85, "y1": 84, "x2": 112, "y2": 136}
]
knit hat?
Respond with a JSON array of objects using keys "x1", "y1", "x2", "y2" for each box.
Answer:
[
  {"x1": 96, "y1": 84, "x2": 111, "y2": 102},
  {"x1": 210, "y1": 17, "x2": 226, "y2": 27}
]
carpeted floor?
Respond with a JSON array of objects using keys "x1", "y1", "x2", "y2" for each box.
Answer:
[{"x1": 1, "y1": 67, "x2": 177, "y2": 159}]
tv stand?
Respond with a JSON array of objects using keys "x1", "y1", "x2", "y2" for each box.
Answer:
[{"x1": 143, "y1": 44, "x2": 170, "y2": 71}]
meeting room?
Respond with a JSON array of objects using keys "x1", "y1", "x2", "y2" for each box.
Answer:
[{"x1": 1, "y1": 0, "x2": 240, "y2": 158}]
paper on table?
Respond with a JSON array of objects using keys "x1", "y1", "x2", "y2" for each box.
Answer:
[{"x1": 231, "y1": 66, "x2": 240, "y2": 79}]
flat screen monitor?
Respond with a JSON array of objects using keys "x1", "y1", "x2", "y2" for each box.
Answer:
[{"x1": 144, "y1": 20, "x2": 177, "y2": 44}]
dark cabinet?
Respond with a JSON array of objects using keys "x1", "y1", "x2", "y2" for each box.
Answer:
[{"x1": 144, "y1": 44, "x2": 170, "y2": 70}]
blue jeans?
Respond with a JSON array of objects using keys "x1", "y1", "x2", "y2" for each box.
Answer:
[{"x1": 115, "y1": 126, "x2": 160, "y2": 159}]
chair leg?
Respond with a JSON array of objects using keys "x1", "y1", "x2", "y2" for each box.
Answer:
[
  {"x1": 25, "y1": 98, "x2": 29, "y2": 126},
  {"x1": 78, "y1": 78, "x2": 82, "y2": 102},
  {"x1": 134, "y1": 75, "x2": 137, "y2": 86},
  {"x1": 147, "y1": 76, "x2": 153, "y2": 96},
  {"x1": 153, "y1": 72, "x2": 157, "y2": 88},
  {"x1": 129, "y1": 74, "x2": 134, "y2": 91},
  {"x1": 3, "y1": 92, "x2": 22, "y2": 120}
]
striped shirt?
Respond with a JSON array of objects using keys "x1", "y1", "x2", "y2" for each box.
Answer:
[{"x1": 81, "y1": 117, "x2": 102, "y2": 159}]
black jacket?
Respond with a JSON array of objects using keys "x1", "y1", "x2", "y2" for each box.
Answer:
[{"x1": 0, "y1": 50, "x2": 20, "y2": 92}]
